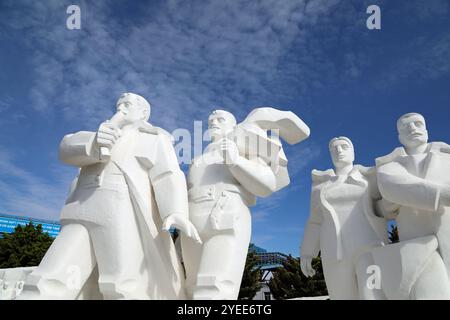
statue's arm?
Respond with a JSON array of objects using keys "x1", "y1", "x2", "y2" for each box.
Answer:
[
  {"x1": 59, "y1": 131, "x2": 100, "y2": 167},
  {"x1": 377, "y1": 162, "x2": 442, "y2": 212},
  {"x1": 300, "y1": 189, "x2": 322, "y2": 259},
  {"x1": 148, "y1": 134, "x2": 189, "y2": 220},
  {"x1": 362, "y1": 166, "x2": 399, "y2": 219},
  {"x1": 375, "y1": 198, "x2": 400, "y2": 219},
  {"x1": 228, "y1": 157, "x2": 277, "y2": 198}
]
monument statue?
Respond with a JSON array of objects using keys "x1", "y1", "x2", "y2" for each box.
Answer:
[
  {"x1": 374, "y1": 112, "x2": 450, "y2": 299},
  {"x1": 181, "y1": 107, "x2": 310, "y2": 299},
  {"x1": 18, "y1": 93, "x2": 200, "y2": 300},
  {"x1": 300, "y1": 137, "x2": 388, "y2": 299}
]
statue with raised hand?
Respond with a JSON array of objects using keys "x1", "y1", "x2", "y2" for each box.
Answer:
[
  {"x1": 18, "y1": 93, "x2": 200, "y2": 300},
  {"x1": 181, "y1": 107, "x2": 310, "y2": 299}
]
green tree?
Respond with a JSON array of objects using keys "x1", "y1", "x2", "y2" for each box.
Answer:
[
  {"x1": 238, "y1": 244, "x2": 262, "y2": 300},
  {"x1": 388, "y1": 224, "x2": 399, "y2": 243},
  {"x1": 0, "y1": 222, "x2": 54, "y2": 268},
  {"x1": 268, "y1": 255, "x2": 327, "y2": 299},
  {"x1": 171, "y1": 228, "x2": 179, "y2": 243}
]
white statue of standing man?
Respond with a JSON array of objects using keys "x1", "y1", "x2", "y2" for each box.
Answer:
[
  {"x1": 181, "y1": 108, "x2": 310, "y2": 299},
  {"x1": 300, "y1": 137, "x2": 387, "y2": 300},
  {"x1": 374, "y1": 112, "x2": 450, "y2": 299},
  {"x1": 18, "y1": 93, "x2": 200, "y2": 300}
]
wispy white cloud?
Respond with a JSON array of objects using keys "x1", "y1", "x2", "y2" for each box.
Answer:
[
  {"x1": 0, "y1": 146, "x2": 75, "y2": 220},
  {"x1": 286, "y1": 142, "x2": 322, "y2": 179},
  {"x1": 2, "y1": 0, "x2": 449, "y2": 128},
  {"x1": 375, "y1": 34, "x2": 450, "y2": 90},
  {"x1": 252, "y1": 210, "x2": 270, "y2": 223},
  {"x1": 251, "y1": 234, "x2": 275, "y2": 247},
  {"x1": 0, "y1": 0, "x2": 335, "y2": 223},
  {"x1": 399, "y1": 0, "x2": 449, "y2": 22},
  {"x1": 251, "y1": 141, "x2": 320, "y2": 224},
  {"x1": 1, "y1": 0, "x2": 449, "y2": 233},
  {"x1": 0, "y1": 0, "x2": 356, "y2": 131}
]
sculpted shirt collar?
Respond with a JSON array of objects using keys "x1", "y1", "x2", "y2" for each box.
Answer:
[
  {"x1": 376, "y1": 142, "x2": 450, "y2": 168},
  {"x1": 129, "y1": 120, "x2": 152, "y2": 132},
  {"x1": 312, "y1": 165, "x2": 367, "y2": 187},
  {"x1": 392, "y1": 143, "x2": 432, "y2": 158}
]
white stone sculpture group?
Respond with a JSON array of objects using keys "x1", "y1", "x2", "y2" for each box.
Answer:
[
  {"x1": 14, "y1": 93, "x2": 310, "y2": 300},
  {"x1": 300, "y1": 112, "x2": 450, "y2": 300},
  {"x1": 3, "y1": 92, "x2": 448, "y2": 300}
]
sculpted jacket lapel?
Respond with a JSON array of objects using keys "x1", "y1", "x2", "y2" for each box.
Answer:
[
  {"x1": 112, "y1": 121, "x2": 186, "y2": 299},
  {"x1": 316, "y1": 166, "x2": 387, "y2": 261},
  {"x1": 315, "y1": 169, "x2": 344, "y2": 260},
  {"x1": 352, "y1": 166, "x2": 389, "y2": 245},
  {"x1": 422, "y1": 143, "x2": 450, "y2": 277},
  {"x1": 422, "y1": 143, "x2": 450, "y2": 181}
]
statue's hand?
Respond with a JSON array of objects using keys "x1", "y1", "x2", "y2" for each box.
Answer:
[
  {"x1": 219, "y1": 138, "x2": 239, "y2": 166},
  {"x1": 300, "y1": 256, "x2": 316, "y2": 278},
  {"x1": 96, "y1": 121, "x2": 121, "y2": 151},
  {"x1": 162, "y1": 215, "x2": 202, "y2": 244}
]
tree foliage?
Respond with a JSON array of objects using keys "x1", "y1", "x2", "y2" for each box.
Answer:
[
  {"x1": 171, "y1": 228, "x2": 180, "y2": 243},
  {"x1": 238, "y1": 244, "x2": 262, "y2": 300},
  {"x1": 388, "y1": 224, "x2": 399, "y2": 243},
  {"x1": 0, "y1": 222, "x2": 54, "y2": 268},
  {"x1": 268, "y1": 255, "x2": 328, "y2": 299}
]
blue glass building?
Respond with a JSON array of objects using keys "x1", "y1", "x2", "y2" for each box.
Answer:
[
  {"x1": 0, "y1": 213, "x2": 61, "y2": 238},
  {"x1": 0, "y1": 214, "x2": 286, "y2": 271}
]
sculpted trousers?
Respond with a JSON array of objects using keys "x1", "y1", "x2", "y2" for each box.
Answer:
[
  {"x1": 322, "y1": 251, "x2": 386, "y2": 300},
  {"x1": 19, "y1": 187, "x2": 151, "y2": 300},
  {"x1": 410, "y1": 251, "x2": 450, "y2": 300},
  {"x1": 182, "y1": 192, "x2": 252, "y2": 300}
]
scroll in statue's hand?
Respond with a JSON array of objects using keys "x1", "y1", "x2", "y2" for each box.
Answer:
[
  {"x1": 219, "y1": 138, "x2": 239, "y2": 166},
  {"x1": 96, "y1": 121, "x2": 122, "y2": 161},
  {"x1": 96, "y1": 121, "x2": 121, "y2": 150}
]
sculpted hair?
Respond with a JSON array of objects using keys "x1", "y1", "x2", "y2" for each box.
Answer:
[
  {"x1": 397, "y1": 112, "x2": 425, "y2": 132},
  {"x1": 210, "y1": 109, "x2": 237, "y2": 127},
  {"x1": 119, "y1": 92, "x2": 151, "y2": 121},
  {"x1": 329, "y1": 136, "x2": 354, "y2": 152}
]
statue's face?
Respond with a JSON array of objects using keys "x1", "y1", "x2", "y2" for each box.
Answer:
[
  {"x1": 115, "y1": 95, "x2": 147, "y2": 125},
  {"x1": 208, "y1": 113, "x2": 234, "y2": 140},
  {"x1": 330, "y1": 139, "x2": 354, "y2": 168},
  {"x1": 398, "y1": 114, "x2": 428, "y2": 149}
]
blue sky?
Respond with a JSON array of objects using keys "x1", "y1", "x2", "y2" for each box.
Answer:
[{"x1": 0, "y1": 0, "x2": 450, "y2": 256}]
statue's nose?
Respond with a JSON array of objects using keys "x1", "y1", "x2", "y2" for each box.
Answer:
[{"x1": 407, "y1": 122, "x2": 417, "y2": 130}]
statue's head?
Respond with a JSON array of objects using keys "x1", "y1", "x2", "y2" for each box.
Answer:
[
  {"x1": 397, "y1": 113, "x2": 428, "y2": 149},
  {"x1": 329, "y1": 136, "x2": 355, "y2": 169},
  {"x1": 208, "y1": 109, "x2": 236, "y2": 141},
  {"x1": 115, "y1": 93, "x2": 151, "y2": 125}
]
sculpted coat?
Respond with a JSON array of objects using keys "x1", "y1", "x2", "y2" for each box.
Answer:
[
  {"x1": 303, "y1": 166, "x2": 387, "y2": 261},
  {"x1": 375, "y1": 141, "x2": 450, "y2": 299},
  {"x1": 300, "y1": 137, "x2": 387, "y2": 300},
  {"x1": 19, "y1": 94, "x2": 189, "y2": 300}
]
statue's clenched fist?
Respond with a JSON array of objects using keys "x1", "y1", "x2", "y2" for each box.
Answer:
[
  {"x1": 95, "y1": 122, "x2": 122, "y2": 162},
  {"x1": 219, "y1": 138, "x2": 239, "y2": 166},
  {"x1": 96, "y1": 122, "x2": 121, "y2": 149}
]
